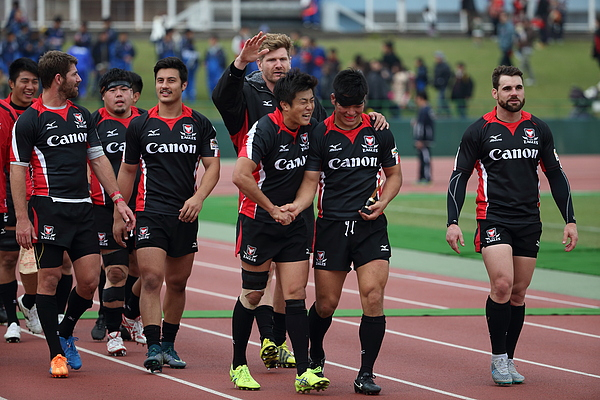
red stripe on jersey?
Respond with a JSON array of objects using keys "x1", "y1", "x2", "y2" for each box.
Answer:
[
  {"x1": 31, "y1": 206, "x2": 39, "y2": 243},
  {"x1": 136, "y1": 159, "x2": 148, "y2": 211},
  {"x1": 31, "y1": 99, "x2": 76, "y2": 121},
  {"x1": 238, "y1": 168, "x2": 262, "y2": 219},
  {"x1": 482, "y1": 107, "x2": 533, "y2": 135},
  {"x1": 29, "y1": 150, "x2": 50, "y2": 197},
  {"x1": 230, "y1": 111, "x2": 250, "y2": 155},
  {"x1": 474, "y1": 160, "x2": 489, "y2": 219},
  {"x1": 323, "y1": 113, "x2": 372, "y2": 143},
  {"x1": 474, "y1": 221, "x2": 481, "y2": 252},
  {"x1": 235, "y1": 220, "x2": 243, "y2": 256},
  {"x1": 146, "y1": 104, "x2": 193, "y2": 130},
  {"x1": 267, "y1": 109, "x2": 300, "y2": 140}
]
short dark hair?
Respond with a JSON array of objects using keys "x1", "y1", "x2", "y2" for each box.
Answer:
[
  {"x1": 416, "y1": 90, "x2": 428, "y2": 101},
  {"x1": 332, "y1": 68, "x2": 368, "y2": 106},
  {"x1": 492, "y1": 65, "x2": 523, "y2": 89},
  {"x1": 128, "y1": 71, "x2": 143, "y2": 95},
  {"x1": 273, "y1": 68, "x2": 317, "y2": 110},
  {"x1": 9, "y1": 57, "x2": 38, "y2": 82},
  {"x1": 38, "y1": 50, "x2": 78, "y2": 89},
  {"x1": 98, "y1": 68, "x2": 132, "y2": 95},
  {"x1": 154, "y1": 57, "x2": 188, "y2": 83}
]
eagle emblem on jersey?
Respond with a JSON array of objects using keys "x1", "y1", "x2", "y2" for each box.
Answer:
[
  {"x1": 73, "y1": 113, "x2": 87, "y2": 129},
  {"x1": 243, "y1": 245, "x2": 258, "y2": 263},
  {"x1": 138, "y1": 226, "x2": 150, "y2": 240},
  {"x1": 41, "y1": 225, "x2": 56, "y2": 240},
  {"x1": 181, "y1": 124, "x2": 196, "y2": 140},
  {"x1": 485, "y1": 227, "x2": 501, "y2": 244},
  {"x1": 98, "y1": 232, "x2": 108, "y2": 246},
  {"x1": 362, "y1": 136, "x2": 378, "y2": 153},
  {"x1": 300, "y1": 132, "x2": 309, "y2": 151},
  {"x1": 522, "y1": 128, "x2": 538, "y2": 145},
  {"x1": 314, "y1": 250, "x2": 327, "y2": 267}
]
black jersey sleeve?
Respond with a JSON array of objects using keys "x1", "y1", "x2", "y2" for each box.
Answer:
[
  {"x1": 11, "y1": 108, "x2": 38, "y2": 164},
  {"x1": 379, "y1": 129, "x2": 400, "y2": 168},
  {"x1": 305, "y1": 122, "x2": 326, "y2": 172},
  {"x1": 447, "y1": 169, "x2": 470, "y2": 226},
  {"x1": 211, "y1": 62, "x2": 248, "y2": 136},
  {"x1": 123, "y1": 115, "x2": 144, "y2": 165},
  {"x1": 545, "y1": 168, "x2": 576, "y2": 224},
  {"x1": 535, "y1": 117, "x2": 562, "y2": 173},
  {"x1": 192, "y1": 110, "x2": 220, "y2": 158},
  {"x1": 247, "y1": 119, "x2": 275, "y2": 166},
  {"x1": 453, "y1": 122, "x2": 482, "y2": 173}
]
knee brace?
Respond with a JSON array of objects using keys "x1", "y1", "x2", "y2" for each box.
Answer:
[
  {"x1": 285, "y1": 299, "x2": 307, "y2": 315},
  {"x1": 102, "y1": 249, "x2": 129, "y2": 269},
  {"x1": 240, "y1": 269, "x2": 269, "y2": 310},
  {"x1": 102, "y1": 286, "x2": 126, "y2": 303}
]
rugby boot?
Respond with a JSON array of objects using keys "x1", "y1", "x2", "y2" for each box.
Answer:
[
  {"x1": 161, "y1": 342, "x2": 187, "y2": 368},
  {"x1": 277, "y1": 342, "x2": 296, "y2": 368},
  {"x1": 49, "y1": 355, "x2": 69, "y2": 378},
  {"x1": 491, "y1": 357, "x2": 512, "y2": 385},
  {"x1": 295, "y1": 369, "x2": 330, "y2": 394},
  {"x1": 507, "y1": 359, "x2": 525, "y2": 384},
  {"x1": 230, "y1": 364, "x2": 260, "y2": 390},
  {"x1": 144, "y1": 344, "x2": 163, "y2": 373},
  {"x1": 354, "y1": 372, "x2": 381, "y2": 395},
  {"x1": 260, "y1": 338, "x2": 278, "y2": 369},
  {"x1": 59, "y1": 336, "x2": 82, "y2": 370}
]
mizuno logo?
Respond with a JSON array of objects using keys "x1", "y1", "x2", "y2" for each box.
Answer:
[
  {"x1": 148, "y1": 128, "x2": 160, "y2": 136},
  {"x1": 489, "y1": 134, "x2": 502, "y2": 142},
  {"x1": 262, "y1": 100, "x2": 272, "y2": 107},
  {"x1": 329, "y1": 143, "x2": 342, "y2": 152},
  {"x1": 46, "y1": 121, "x2": 58, "y2": 130},
  {"x1": 106, "y1": 129, "x2": 118, "y2": 137}
]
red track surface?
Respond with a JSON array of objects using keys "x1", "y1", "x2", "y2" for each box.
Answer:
[{"x1": 1, "y1": 155, "x2": 598, "y2": 399}]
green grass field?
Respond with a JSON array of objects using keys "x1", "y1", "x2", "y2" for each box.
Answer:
[
  {"x1": 74, "y1": 34, "x2": 599, "y2": 120},
  {"x1": 198, "y1": 192, "x2": 600, "y2": 276}
]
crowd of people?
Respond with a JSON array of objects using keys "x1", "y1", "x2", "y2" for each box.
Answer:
[{"x1": 0, "y1": 3, "x2": 582, "y2": 396}]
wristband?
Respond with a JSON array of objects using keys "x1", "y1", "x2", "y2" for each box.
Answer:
[
  {"x1": 114, "y1": 197, "x2": 125, "y2": 204},
  {"x1": 109, "y1": 191, "x2": 121, "y2": 199}
]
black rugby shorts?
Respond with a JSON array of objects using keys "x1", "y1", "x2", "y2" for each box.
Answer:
[{"x1": 475, "y1": 219, "x2": 542, "y2": 258}]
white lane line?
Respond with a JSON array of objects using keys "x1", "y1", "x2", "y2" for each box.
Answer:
[
  {"x1": 334, "y1": 318, "x2": 600, "y2": 380},
  {"x1": 193, "y1": 260, "x2": 448, "y2": 310},
  {"x1": 19, "y1": 331, "x2": 242, "y2": 400},
  {"x1": 389, "y1": 272, "x2": 600, "y2": 309},
  {"x1": 524, "y1": 322, "x2": 600, "y2": 339}
]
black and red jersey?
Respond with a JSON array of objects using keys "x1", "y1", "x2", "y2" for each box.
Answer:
[
  {"x1": 11, "y1": 99, "x2": 102, "y2": 202},
  {"x1": 238, "y1": 108, "x2": 315, "y2": 223},
  {"x1": 453, "y1": 107, "x2": 562, "y2": 222},
  {"x1": 306, "y1": 114, "x2": 400, "y2": 221},
  {"x1": 90, "y1": 106, "x2": 144, "y2": 206},
  {"x1": 123, "y1": 104, "x2": 219, "y2": 216},
  {"x1": 0, "y1": 99, "x2": 18, "y2": 213}
]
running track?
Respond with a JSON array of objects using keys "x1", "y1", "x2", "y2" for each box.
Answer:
[{"x1": 1, "y1": 156, "x2": 599, "y2": 399}]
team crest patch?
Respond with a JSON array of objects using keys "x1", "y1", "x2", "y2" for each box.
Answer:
[
  {"x1": 210, "y1": 138, "x2": 219, "y2": 151},
  {"x1": 98, "y1": 232, "x2": 108, "y2": 246},
  {"x1": 73, "y1": 113, "x2": 87, "y2": 129},
  {"x1": 300, "y1": 132, "x2": 309, "y2": 151},
  {"x1": 243, "y1": 245, "x2": 258, "y2": 263},
  {"x1": 485, "y1": 227, "x2": 501, "y2": 244},
  {"x1": 314, "y1": 250, "x2": 327, "y2": 267},
  {"x1": 41, "y1": 225, "x2": 56, "y2": 240},
  {"x1": 181, "y1": 124, "x2": 196, "y2": 140},
  {"x1": 522, "y1": 128, "x2": 538, "y2": 145},
  {"x1": 362, "y1": 135, "x2": 378, "y2": 153},
  {"x1": 138, "y1": 226, "x2": 150, "y2": 240}
]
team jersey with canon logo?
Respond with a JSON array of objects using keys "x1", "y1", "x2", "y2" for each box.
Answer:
[
  {"x1": 453, "y1": 107, "x2": 562, "y2": 222},
  {"x1": 306, "y1": 113, "x2": 400, "y2": 221},
  {"x1": 90, "y1": 106, "x2": 144, "y2": 206},
  {"x1": 123, "y1": 104, "x2": 219, "y2": 216},
  {"x1": 238, "y1": 108, "x2": 315, "y2": 223},
  {"x1": 0, "y1": 99, "x2": 18, "y2": 213},
  {"x1": 10, "y1": 100, "x2": 102, "y2": 201}
]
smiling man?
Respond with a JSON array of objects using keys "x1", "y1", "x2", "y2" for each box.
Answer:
[
  {"x1": 10, "y1": 51, "x2": 135, "y2": 377},
  {"x1": 114, "y1": 57, "x2": 220, "y2": 373},
  {"x1": 231, "y1": 69, "x2": 330, "y2": 393},
  {"x1": 445, "y1": 65, "x2": 578, "y2": 386}
]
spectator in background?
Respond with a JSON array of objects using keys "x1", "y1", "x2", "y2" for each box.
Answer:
[
  {"x1": 390, "y1": 63, "x2": 414, "y2": 116},
  {"x1": 549, "y1": 1, "x2": 566, "y2": 43},
  {"x1": 412, "y1": 91, "x2": 435, "y2": 184},
  {"x1": 6, "y1": 7, "x2": 28, "y2": 35},
  {"x1": 488, "y1": 0, "x2": 505, "y2": 38},
  {"x1": 111, "y1": 32, "x2": 136, "y2": 71},
  {"x1": 301, "y1": 0, "x2": 320, "y2": 28},
  {"x1": 298, "y1": 36, "x2": 325, "y2": 98},
  {"x1": 516, "y1": 18, "x2": 536, "y2": 85},
  {"x1": 351, "y1": 54, "x2": 368, "y2": 74},
  {"x1": 205, "y1": 33, "x2": 226, "y2": 97},
  {"x1": 180, "y1": 29, "x2": 200, "y2": 102},
  {"x1": 4, "y1": 1, "x2": 21, "y2": 31},
  {"x1": 462, "y1": 0, "x2": 478, "y2": 36},
  {"x1": 67, "y1": 38, "x2": 93, "y2": 99},
  {"x1": 366, "y1": 59, "x2": 391, "y2": 112},
  {"x1": 381, "y1": 41, "x2": 401, "y2": 72},
  {"x1": 0, "y1": 70, "x2": 9, "y2": 98},
  {"x1": 45, "y1": 16, "x2": 65, "y2": 51},
  {"x1": 451, "y1": 62, "x2": 474, "y2": 119},
  {"x1": 0, "y1": 32, "x2": 21, "y2": 74},
  {"x1": 433, "y1": 51, "x2": 452, "y2": 118},
  {"x1": 593, "y1": 15, "x2": 600, "y2": 68},
  {"x1": 155, "y1": 28, "x2": 179, "y2": 60},
  {"x1": 320, "y1": 47, "x2": 340, "y2": 102},
  {"x1": 74, "y1": 21, "x2": 93, "y2": 49},
  {"x1": 414, "y1": 57, "x2": 428, "y2": 93},
  {"x1": 422, "y1": 7, "x2": 437, "y2": 37},
  {"x1": 535, "y1": 0, "x2": 550, "y2": 45},
  {"x1": 102, "y1": 16, "x2": 118, "y2": 46},
  {"x1": 498, "y1": 11, "x2": 516, "y2": 66},
  {"x1": 92, "y1": 31, "x2": 112, "y2": 97}
]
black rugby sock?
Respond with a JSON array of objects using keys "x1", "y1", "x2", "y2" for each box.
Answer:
[
  {"x1": 161, "y1": 321, "x2": 180, "y2": 344},
  {"x1": 144, "y1": 324, "x2": 161, "y2": 348},
  {"x1": 285, "y1": 299, "x2": 310, "y2": 375},
  {"x1": 124, "y1": 275, "x2": 138, "y2": 305},
  {"x1": 255, "y1": 305, "x2": 274, "y2": 342},
  {"x1": 104, "y1": 306, "x2": 124, "y2": 333},
  {"x1": 506, "y1": 304, "x2": 525, "y2": 359},
  {"x1": 358, "y1": 315, "x2": 386, "y2": 376},
  {"x1": 486, "y1": 296, "x2": 511, "y2": 354},
  {"x1": 36, "y1": 294, "x2": 63, "y2": 358},
  {"x1": 272, "y1": 311, "x2": 287, "y2": 346},
  {"x1": 124, "y1": 293, "x2": 141, "y2": 319},
  {"x1": 55, "y1": 273, "x2": 73, "y2": 314},
  {"x1": 232, "y1": 298, "x2": 254, "y2": 368},
  {"x1": 0, "y1": 280, "x2": 19, "y2": 324},
  {"x1": 22, "y1": 293, "x2": 36, "y2": 310},
  {"x1": 308, "y1": 302, "x2": 332, "y2": 362},
  {"x1": 59, "y1": 288, "x2": 93, "y2": 338}
]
